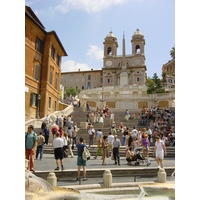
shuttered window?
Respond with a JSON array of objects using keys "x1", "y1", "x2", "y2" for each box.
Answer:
[
  {"x1": 34, "y1": 65, "x2": 39, "y2": 80},
  {"x1": 55, "y1": 77, "x2": 58, "y2": 90},
  {"x1": 57, "y1": 53, "x2": 60, "y2": 67},
  {"x1": 50, "y1": 71, "x2": 53, "y2": 85},
  {"x1": 49, "y1": 97, "x2": 51, "y2": 109},
  {"x1": 35, "y1": 36, "x2": 44, "y2": 54},
  {"x1": 30, "y1": 93, "x2": 37, "y2": 106},
  {"x1": 51, "y1": 45, "x2": 55, "y2": 60}
]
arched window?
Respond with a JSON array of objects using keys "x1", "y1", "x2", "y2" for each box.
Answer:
[
  {"x1": 136, "y1": 45, "x2": 140, "y2": 54},
  {"x1": 107, "y1": 47, "x2": 112, "y2": 56}
]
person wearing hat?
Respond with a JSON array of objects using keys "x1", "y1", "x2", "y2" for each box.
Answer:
[
  {"x1": 102, "y1": 135, "x2": 108, "y2": 165},
  {"x1": 142, "y1": 133, "x2": 150, "y2": 158}
]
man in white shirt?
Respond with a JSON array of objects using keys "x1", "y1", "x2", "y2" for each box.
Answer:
[
  {"x1": 46, "y1": 115, "x2": 50, "y2": 125},
  {"x1": 110, "y1": 112, "x2": 115, "y2": 125},
  {"x1": 113, "y1": 135, "x2": 121, "y2": 165},
  {"x1": 88, "y1": 126, "x2": 95, "y2": 146},
  {"x1": 107, "y1": 132, "x2": 114, "y2": 158},
  {"x1": 53, "y1": 132, "x2": 64, "y2": 170},
  {"x1": 131, "y1": 127, "x2": 138, "y2": 139}
]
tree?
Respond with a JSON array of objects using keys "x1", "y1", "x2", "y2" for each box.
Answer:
[
  {"x1": 170, "y1": 45, "x2": 175, "y2": 59},
  {"x1": 65, "y1": 87, "x2": 81, "y2": 97},
  {"x1": 147, "y1": 73, "x2": 165, "y2": 94}
]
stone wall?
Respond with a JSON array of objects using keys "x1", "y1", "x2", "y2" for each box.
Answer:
[{"x1": 79, "y1": 86, "x2": 175, "y2": 111}]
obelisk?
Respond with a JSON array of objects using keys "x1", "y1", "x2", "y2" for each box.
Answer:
[{"x1": 120, "y1": 32, "x2": 129, "y2": 86}]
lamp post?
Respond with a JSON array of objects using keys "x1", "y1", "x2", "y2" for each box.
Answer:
[
  {"x1": 102, "y1": 84, "x2": 104, "y2": 102},
  {"x1": 37, "y1": 94, "x2": 41, "y2": 119}
]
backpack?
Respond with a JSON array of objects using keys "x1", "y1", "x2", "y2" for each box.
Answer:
[{"x1": 82, "y1": 146, "x2": 90, "y2": 161}]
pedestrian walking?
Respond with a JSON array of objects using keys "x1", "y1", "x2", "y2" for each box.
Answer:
[
  {"x1": 142, "y1": 134, "x2": 150, "y2": 158},
  {"x1": 113, "y1": 135, "x2": 121, "y2": 165},
  {"x1": 56, "y1": 116, "x2": 59, "y2": 126},
  {"x1": 102, "y1": 135, "x2": 108, "y2": 165},
  {"x1": 87, "y1": 102, "x2": 90, "y2": 112},
  {"x1": 153, "y1": 135, "x2": 167, "y2": 168},
  {"x1": 76, "y1": 137, "x2": 88, "y2": 181},
  {"x1": 88, "y1": 125, "x2": 95, "y2": 146},
  {"x1": 99, "y1": 114, "x2": 104, "y2": 128},
  {"x1": 67, "y1": 127, "x2": 74, "y2": 158},
  {"x1": 94, "y1": 133, "x2": 103, "y2": 159},
  {"x1": 63, "y1": 133, "x2": 68, "y2": 158},
  {"x1": 41, "y1": 121, "x2": 46, "y2": 133},
  {"x1": 83, "y1": 102, "x2": 86, "y2": 112},
  {"x1": 53, "y1": 132, "x2": 64, "y2": 170},
  {"x1": 107, "y1": 132, "x2": 114, "y2": 159},
  {"x1": 36, "y1": 132, "x2": 45, "y2": 160},
  {"x1": 25, "y1": 125, "x2": 37, "y2": 172},
  {"x1": 44, "y1": 125, "x2": 49, "y2": 145}
]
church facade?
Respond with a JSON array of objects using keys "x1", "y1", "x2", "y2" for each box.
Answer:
[
  {"x1": 61, "y1": 29, "x2": 147, "y2": 90},
  {"x1": 102, "y1": 29, "x2": 147, "y2": 87}
]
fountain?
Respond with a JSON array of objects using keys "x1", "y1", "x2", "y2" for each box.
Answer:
[{"x1": 25, "y1": 159, "x2": 80, "y2": 200}]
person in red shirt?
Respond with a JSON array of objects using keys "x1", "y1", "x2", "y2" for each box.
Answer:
[
  {"x1": 59, "y1": 127, "x2": 63, "y2": 138},
  {"x1": 52, "y1": 126, "x2": 58, "y2": 140}
]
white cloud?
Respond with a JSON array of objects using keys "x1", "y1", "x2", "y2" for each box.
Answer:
[
  {"x1": 55, "y1": 0, "x2": 128, "y2": 13},
  {"x1": 61, "y1": 60, "x2": 91, "y2": 72},
  {"x1": 86, "y1": 45, "x2": 103, "y2": 61}
]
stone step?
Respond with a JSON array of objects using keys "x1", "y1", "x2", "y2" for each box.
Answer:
[
  {"x1": 34, "y1": 167, "x2": 175, "y2": 180},
  {"x1": 42, "y1": 146, "x2": 175, "y2": 157}
]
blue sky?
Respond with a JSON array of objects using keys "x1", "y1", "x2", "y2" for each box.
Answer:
[{"x1": 25, "y1": 0, "x2": 175, "y2": 78}]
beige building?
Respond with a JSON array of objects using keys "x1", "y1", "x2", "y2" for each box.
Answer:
[
  {"x1": 103, "y1": 29, "x2": 147, "y2": 87},
  {"x1": 60, "y1": 29, "x2": 147, "y2": 92},
  {"x1": 60, "y1": 69, "x2": 102, "y2": 91}
]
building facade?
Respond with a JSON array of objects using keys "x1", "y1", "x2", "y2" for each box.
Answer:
[
  {"x1": 60, "y1": 29, "x2": 147, "y2": 93},
  {"x1": 103, "y1": 29, "x2": 147, "y2": 87},
  {"x1": 162, "y1": 59, "x2": 175, "y2": 89},
  {"x1": 61, "y1": 69, "x2": 102, "y2": 92},
  {"x1": 25, "y1": 6, "x2": 67, "y2": 121}
]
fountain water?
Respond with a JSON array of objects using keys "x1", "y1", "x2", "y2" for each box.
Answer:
[
  {"x1": 28, "y1": 172, "x2": 53, "y2": 192},
  {"x1": 25, "y1": 159, "x2": 80, "y2": 199}
]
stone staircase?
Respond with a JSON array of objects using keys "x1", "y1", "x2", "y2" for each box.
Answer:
[
  {"x1": 40, "y1": 106, "x2": 175, "y2": 157},
  {"x1": 71, "y1": 106, "x2": 151, "y2": 145}
]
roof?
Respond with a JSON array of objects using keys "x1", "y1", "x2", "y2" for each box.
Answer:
[
  {"x1": 61, "y1": 69, "x2": 102, "y2": 74},
  {"x1": 133, "y1": 28, "x2": 143, "y2": 36},
  {"x1": 25, "y1": 6, "x2": 45, "y2": 30},
  {"x1": 48, "y1": 31, "x2": 68, "y2": 56},
  {"x1": 106, "y1": 31, "x2": 116, "y2": 38},
  {"x1": 25, "y1": 6, "x2": 67, "y2": 57}
]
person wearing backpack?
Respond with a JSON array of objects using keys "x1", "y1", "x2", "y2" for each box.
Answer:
[
  {"x1": 76, "y1": 137, "x2": 88, "y2": 181},
  {"x1": 25, "y1": 125, "x2": 37, "y2": 172}
]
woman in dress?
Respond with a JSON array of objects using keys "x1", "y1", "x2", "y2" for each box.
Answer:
[{"x1": 153, "y1": 135, "x2": 167, "y2": 168}]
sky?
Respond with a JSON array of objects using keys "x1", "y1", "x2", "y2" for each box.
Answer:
[{"x1": 25, "y1": 0, "x2": 175, "y2": 78}]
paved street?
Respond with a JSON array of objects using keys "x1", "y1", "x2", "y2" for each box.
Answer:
[
  {"x1": 34, "y1": 154, "x2": 175, "y2": 171},
  {"x1": 33, "y1": 154, "x2": 175, "y2": 186}
]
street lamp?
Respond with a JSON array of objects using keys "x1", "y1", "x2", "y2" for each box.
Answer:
[
  {"x1": 36, "y1": 94, "x2": 41, "y2": 119},
  {"x1": 101, "y1": 84, "x2": 104, "y2": 102}
]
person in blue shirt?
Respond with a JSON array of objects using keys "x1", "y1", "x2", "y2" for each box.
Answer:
[{"x1": 76, "y1": 137, "x2": 88, "y2": 181}]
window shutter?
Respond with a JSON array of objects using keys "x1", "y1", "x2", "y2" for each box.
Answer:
[
  {"x1": 34, "y1": 65, "x2": 39, "y2": 80},
  {"x1": 30, "y1": 92, "x2": 33, "y2": 106}
]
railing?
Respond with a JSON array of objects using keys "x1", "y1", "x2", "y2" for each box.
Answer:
[{"x1": 25, "y1": 104, "x2": 74, "y2": 131}]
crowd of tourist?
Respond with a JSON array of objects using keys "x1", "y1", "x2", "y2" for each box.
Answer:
[{"x1": 25, "y1": 104, "x2": 175, "y2": 179}]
